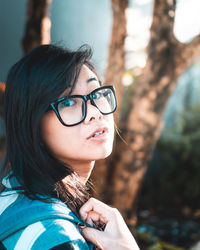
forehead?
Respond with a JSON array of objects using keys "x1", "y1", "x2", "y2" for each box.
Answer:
[
  {"x1": 60, "y1": 65, "x2": 100, "y2": 97},
  {"x1": 80, "y1": 64, "x2": 96, "y2": 78}
]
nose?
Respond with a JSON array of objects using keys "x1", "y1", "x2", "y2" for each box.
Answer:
[{"x1": 83, "y1": 102, "x2": 103, "y2": 124}]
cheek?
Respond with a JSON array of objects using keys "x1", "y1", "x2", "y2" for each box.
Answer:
[{"x1": 40, "y1": 113, "x2": 73, "y2": 155}]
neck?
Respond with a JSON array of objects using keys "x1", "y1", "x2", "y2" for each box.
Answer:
[
  {"x1": 65, "y1": 160, "x2": 95, "y2": 185},
  {"x1": 78, "y1": 161, "x2": 95, "y2": 184}
]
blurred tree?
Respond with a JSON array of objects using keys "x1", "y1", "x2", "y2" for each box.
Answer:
[
  {"x1": 0, "y1": 82, "x2": 5, "y2": 162},
  {"x1": 0, "y1": 83, "x2": 5, "y2": 116},
  {"x1": 91, "y1": 0, "x2": 128, "y2": 199},
  {"x1": 96, "y1": 0, "x2": 200, "y2": 226},
  {"x1": 22, "y1": 0, "x2": 52, "y2": 54},
  {"x1": 105, "y1": 0, "x2": 128, "y2": 112},
  {"x1": 142, "y1": 102, "x2": 200, "y2": 212},
  {"x1": 0, "y1": 0, "x2": 52, "y2": 165}
]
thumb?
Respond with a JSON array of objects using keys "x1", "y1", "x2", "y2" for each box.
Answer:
[{"x1": 80, "y1": 226, "x2": 104, "y2": 249}]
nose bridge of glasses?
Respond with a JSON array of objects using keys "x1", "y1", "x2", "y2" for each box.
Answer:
[
  {"x1": 83, "y1": 93, "x2": 95, "y2": 106},
  {"x1": 82, "y1": 93, "x2": 100, "y2": 115},
  {"x1": 82, "y1": 94, "x2": 90, "y2": 102}
]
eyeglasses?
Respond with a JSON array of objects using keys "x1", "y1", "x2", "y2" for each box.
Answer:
[{"x1": 49, "y1": 85, "x2": 117, "y2": 126}]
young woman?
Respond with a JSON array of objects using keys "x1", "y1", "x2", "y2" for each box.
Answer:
[{"x1": 0, "y1": 44, "x2": 139, "y2": 249}]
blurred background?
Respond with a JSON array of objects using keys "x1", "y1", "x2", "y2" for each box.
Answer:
[{"x1": 1, "y1": 0, "x2": 200, "y2": 249}]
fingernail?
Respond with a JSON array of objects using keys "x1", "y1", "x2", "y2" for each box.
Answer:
[{"x1": 82, "y1": 213, "x2": 87, "y2": 221}]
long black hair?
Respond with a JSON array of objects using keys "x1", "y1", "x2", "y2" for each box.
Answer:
[{"x1": 2, "y1": 44, "x2": 95, "y2": 215}]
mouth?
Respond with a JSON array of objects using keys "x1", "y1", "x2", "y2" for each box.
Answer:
[{"x1": 87, "y1": 127, "x2": 108, "y2": 140}]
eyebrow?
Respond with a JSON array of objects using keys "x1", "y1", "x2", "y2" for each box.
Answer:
[{"x1": 86, "y1": 77, "x2": 101, "y2": 84}]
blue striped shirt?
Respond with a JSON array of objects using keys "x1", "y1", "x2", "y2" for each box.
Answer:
[{"x1": 0, "y1": 173, "x2": 94, "y2": 249}]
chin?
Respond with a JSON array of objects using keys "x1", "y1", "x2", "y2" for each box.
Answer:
[{"x1": 94, "y1": 146, "x2": 113, "y2": 160}]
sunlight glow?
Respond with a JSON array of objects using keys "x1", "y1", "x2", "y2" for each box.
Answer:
[
  {"x1": 133, "y1": 0, "x2": 152, "y2": 5},
  {"x1": 125, "y1": 0, "x2": 200, "y2": 73},
  {"x1": 125, "y1": 6, "x2": 152, "y2": 73},
  {"x1": 174, "y1": 0, "x2": 200, "y2": 43},
  {"x1": 125, "y1": 8, "x2": 151, "y2": 52},
  {"x1": 122, "y1": 73, "x2": 133, "y2": 87}
]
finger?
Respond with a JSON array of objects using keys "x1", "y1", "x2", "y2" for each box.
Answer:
[
  {"x1": 86, "y1": 214, "x2": 94, "y2": 226},
  {"x1": 86, "y1": 211, "x2": 108, "y2": 228},
  {"x1": 99, "y1": 215, "x2": 108, "y2": 224},
  {"x1": 80, "y1": 226, "x2": 104, "y2": 249},
  {"x1": 83, "y1": 212, "x2": 107, "y2": 232},
  {"x1": 79, "y1": 198, "x2": 112, "y2": 220},
  {"x1": 87, "y1": 211, "x2": 101, "y2": 221}
]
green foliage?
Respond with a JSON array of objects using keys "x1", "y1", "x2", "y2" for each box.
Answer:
[
  {"x1": 137, "y1": 231, "x2": 186, "y2": 250},
  {"x1": 141, "y1": 102, "x2": 200, "y2": 212}
]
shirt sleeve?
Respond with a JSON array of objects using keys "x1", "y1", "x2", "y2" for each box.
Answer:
[
  {"x1": 50, "y1": 241, "x2": 76, "y2": 249},
  {"x1": 30, "y1": 219, "x2": 92, "y2": 250}
]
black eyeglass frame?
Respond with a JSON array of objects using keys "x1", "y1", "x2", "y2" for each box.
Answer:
[{"x1": 48, "y1": 85, "x2": 117, "y2": 127}]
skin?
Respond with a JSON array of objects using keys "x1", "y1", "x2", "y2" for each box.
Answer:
[
  {"x1": 40, "y1": 65, "x2": 115, "y2": 183},
  {"x1": 79, "y1": 198, "x2": 140, "y2": 250},
  {"x1": 41, "y1": 64, "x2": 139, "y2": 249}
]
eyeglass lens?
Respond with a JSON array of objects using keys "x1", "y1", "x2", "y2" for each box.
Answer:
[{"x1": 57, "y1": 87, "x2": 116, "y2": 126}]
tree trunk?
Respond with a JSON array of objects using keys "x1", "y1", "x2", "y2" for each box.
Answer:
[
  {"x1": 0, "y1": 82, "x2": 6, "y2": 163},
  {"x1": 91, "y1": 0, "x2": 128, "y2": 200},
  {"x1": 105, "y1": 0, "x2": 128, "y2": 112},
  {"x1": 22, "y1": 0, "x2": 52, "y2": 54},
  {"x1": 1, "y1": 0, "x2": 52, "y2": 167},
  {"x1": 0, "y1": 83, "x2": 5, "y2": 116},
  {"x1": 99, "y1": 0, "x2": 200, "y2": 225}
]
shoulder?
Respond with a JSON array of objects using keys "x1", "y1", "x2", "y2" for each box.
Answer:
[
  {"x1": 2, "y1": 218, "x2": 92, "y2": 250},
  {"x1": 0, "y1": 193, "x2": 93, "y2": 249},
  {"x1": 25, "y1": 219, "x2": 91, "y2": 249}
]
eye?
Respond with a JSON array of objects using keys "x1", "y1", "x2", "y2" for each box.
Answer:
[
  {"x1": 91, "y1": 92, "x2": 102, "y2": 100},
  {"x1": 103, "y1": 89, "x2": 112, "y2": 97},
  {"x1": 59, "y1": 98, "x2": 76, "y2": 108}
]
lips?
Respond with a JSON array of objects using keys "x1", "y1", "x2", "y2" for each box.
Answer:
[{"x1": 87, "y1": 127, "x2": 108, "y2": 140}]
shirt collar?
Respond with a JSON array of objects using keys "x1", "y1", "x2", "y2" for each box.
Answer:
[{"x1": 2, "y1": 171, "x2": 21, "y2": 189}]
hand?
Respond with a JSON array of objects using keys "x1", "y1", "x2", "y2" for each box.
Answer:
[{"x1": 79, "y1": 198, "x2": 140, "y2": 250}]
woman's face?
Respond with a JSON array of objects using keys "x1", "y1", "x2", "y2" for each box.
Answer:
[{"x1": 40, "y1": 65, "x2": 115, "y2": 172}]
